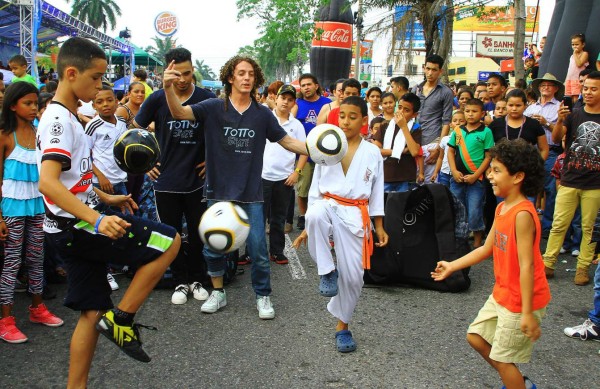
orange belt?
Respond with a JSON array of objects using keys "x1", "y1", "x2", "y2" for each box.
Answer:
[{"x1": 323, "y1": 192, "x2": 373, "y2": 270}]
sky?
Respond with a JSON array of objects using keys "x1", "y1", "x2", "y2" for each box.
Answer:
[{"x1": 47, "y1": 0, "x2": 555, "y2": 77}]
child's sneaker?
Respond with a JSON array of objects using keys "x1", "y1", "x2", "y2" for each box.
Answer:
[
  {"x1": 29, "y1": 304, "x2": 64, "y2": 327},
  {"x1": 171, "y1": 284, "x2": 189, "y2": 305},
  {"x1": 256, "y1": 296, "x2": 275, "y2": 319},
  {"x1": 0, "y1": 316, "x2": 28, "y2": 343},
  {"x1": 189, "y1": 282, "x2": 209, "y2": 301},
  {"x1": 107, "y1": 273, "x2": 119, "y2": 291},
  {"x1": 96, "y1": 310, "x2": 154, "y2": 362},
  {"x1": 564, "y1": 319, "x2": 600, "y2": 341},
  {"x1": 501, "y1": 376, "x2": 536, "y2": 389},
  {"x1": 270, "y1": 253, "x2": 289, "y2": 265},
  {"x1": 201, "y1": 290, "x2": 227, "y2": 313}
]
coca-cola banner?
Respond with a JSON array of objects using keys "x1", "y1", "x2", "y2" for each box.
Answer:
[{"x1": 312, "y1": 22, "x2": 352, "y2": 50}]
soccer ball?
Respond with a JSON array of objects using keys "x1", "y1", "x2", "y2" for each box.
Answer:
[
  {"x1": 198, "y1": 202, "x2": 250, "y2": 254},
  {"x1": 113, "y1": 129, "x2": 160, "y2": 174},
  {"x1": 306, "y1": 124, "x2": 348, "y2": 166}
]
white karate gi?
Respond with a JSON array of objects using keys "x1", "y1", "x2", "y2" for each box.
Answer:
[{"x1": 306, "y1": 140, "x2": 384, "y2": 323}]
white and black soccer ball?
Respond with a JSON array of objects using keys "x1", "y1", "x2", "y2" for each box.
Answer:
[
  {"x1": 198, "y1": 202, "x2": 250, "y2": 254},
  {"x1": 306, "y1": 124, "x2": 348, "y2": 166}
]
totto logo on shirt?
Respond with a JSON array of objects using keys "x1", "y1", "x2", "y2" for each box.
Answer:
[
  {"x1": 167, "y1": 120, "x2": 199, "y2": 144},
  {"x1": 223, "y1": 126, "x2": 255, "y2": 152}
]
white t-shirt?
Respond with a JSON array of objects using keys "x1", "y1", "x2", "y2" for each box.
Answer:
[
  {"x1": 440, "y1": 135, "x2": 451, "y2": 174},
  {"x1": 78, "y1": 100, "x2": 96, "y2": 117},
  {"x1": 261, "y1": 110, "x2": 306, "y2": 181},
  {"x1": 37, "y1": 103, "x2": 100, "y2": 233},
  {"x1": 85, "y1": 115, "x2": 128, "y2": 184}
]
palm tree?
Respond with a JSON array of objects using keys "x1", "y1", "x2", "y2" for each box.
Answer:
[
  {"x1": 146, "y1": 36, "x2": 180, "y2": 63},
  {"x1": 66, "y1": 0, "x2": 122, "y2": 32},
  {"x1": 195, "y1": 60, "x2": 217, "y2": 81}
]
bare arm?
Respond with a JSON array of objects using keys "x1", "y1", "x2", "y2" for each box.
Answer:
[
  {"x1": 316, "y1": 104, "x2": 331, "y2": 125},
  {"x1": 537, "y1": 134, "x2": 549, "y2": 161},
  {"x1": 163, "y1": 60, "x2": 195, "y2": 121},
  {"x1": 278, "y1": 134, "x2": 309, "y2": 156},
  {"x1": 516, "y1": 210, "x2": 542, "y2": 341},
  {"x1": 551, "y1": 103, "x2": 569, "y2": 144},
  {"x1": 575, "y1": 51, "x2": 589, "y2": 67}
]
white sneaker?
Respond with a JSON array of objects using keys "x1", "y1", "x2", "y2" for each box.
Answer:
[
  {"x1": 107, "y1": 273, "x2": 119, "y2": 291},
  {"x1": 560, "y1": 247, "x2": 567, "y2": 254},
  {"x1": 201, "y1": 290, "x2": 227, "y2": 313},
  {"x1": 189, "y1": 282, "x2": 209, "y2": 301},
  {"x1": 171, "y1": 284, "x2": 189, "y2": 305},
  {"x1": 256, "y1": 296, "x2": 275, "y2": 320},
  {"x1": 572, "y1": 249, "x2": 580, "y2": 257}
]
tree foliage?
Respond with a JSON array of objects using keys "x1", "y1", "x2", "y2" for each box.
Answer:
[
  {"x1": 145, "y1": 36, "x2": 181, "y2": 63},
  {"x1": 236, "y1": 0, "x2": 324, "y2": 81},
  {"x1": 66, "y1": 0, "x2": 121, "y2": 32},
  {"x1": 195, "y1": 60, "x2": 217, "y2": 81}
]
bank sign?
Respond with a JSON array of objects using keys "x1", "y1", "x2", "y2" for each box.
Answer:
[{"x1": 476, "y1": 34, "x2": 514, "y2": 58}]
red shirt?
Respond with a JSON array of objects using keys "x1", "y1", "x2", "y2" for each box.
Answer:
[
  {"x1": 327, "y1": 106, "x2": 369, "y2": 136},
  {"x1": 492, "y1": 200, "x2": 551, "y2": 313}
]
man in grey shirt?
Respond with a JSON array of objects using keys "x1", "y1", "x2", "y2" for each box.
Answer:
[{"x1": 412, "y1": 54, "x2": 454, "y2": 182}]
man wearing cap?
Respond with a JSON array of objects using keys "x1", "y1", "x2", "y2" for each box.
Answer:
[
  {"x1": 525, "y1": 73, "x2": 564, "y2": 234},
  {"x1": 263, "y1": 85, "x2": 309, "y2": 265}
]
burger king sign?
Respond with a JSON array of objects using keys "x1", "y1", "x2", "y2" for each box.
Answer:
[{"x1": 155, "y1": 12, "x2": 179, "y2": 37}]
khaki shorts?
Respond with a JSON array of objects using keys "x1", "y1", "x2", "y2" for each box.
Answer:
[
  {"x1": 295, "y1": 162, "x2": 315, "y2": 198},
  {"x1": 467, "y1": 295, "x2": 547, "y2": 364}
]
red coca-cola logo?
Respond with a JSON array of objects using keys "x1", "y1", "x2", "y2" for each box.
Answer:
[{"x1": 312, "y1": 22, "x2": 353, "y2": 50}]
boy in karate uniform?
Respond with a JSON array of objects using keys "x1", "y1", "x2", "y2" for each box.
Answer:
[{"x1": 294, "y1": 96, "x2": 389, "y2": 352}]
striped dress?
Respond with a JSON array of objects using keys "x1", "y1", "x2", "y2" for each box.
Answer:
[{"x1": 0, "y1": 130, "x2": 45, "y2": 303}]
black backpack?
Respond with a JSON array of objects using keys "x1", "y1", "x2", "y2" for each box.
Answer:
[{"x1": 365, "y1": 184, "x2": 471, "y2": 292}]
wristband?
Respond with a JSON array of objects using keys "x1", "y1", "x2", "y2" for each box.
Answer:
[
  {"x1": 295, "y1": 168, "x2": 302, "y2": 173},
  {"x1": 94, "y1": 215, "x2": 105, "y2": 234}
]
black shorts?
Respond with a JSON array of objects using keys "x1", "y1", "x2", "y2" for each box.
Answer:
[{"x1": 45, "y1": 211, "x2": 177, "y2": 311}]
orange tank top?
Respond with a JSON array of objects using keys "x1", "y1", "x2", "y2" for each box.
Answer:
[{"x1": 492, "y1": 200, "x2": 551, "y2": 313}]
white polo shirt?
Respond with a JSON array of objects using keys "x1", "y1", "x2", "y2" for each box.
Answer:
[{"x1": 262, "y1": 110, "x2": 306, "y2": 181}]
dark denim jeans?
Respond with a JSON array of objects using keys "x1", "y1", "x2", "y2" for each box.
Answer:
[
  {"x1": 450, "y1": 179, "x2": 485, "y2": 231},
  {"x1": 203, "y1": 201, "x2": 271, "y2": 296},
  {"x1": 263, "y1": 179, "x2": 293, "y2": 255},
  {"x1": 542, "y1": 150, "x2": 560, "y2": 232},
  {"x1": 590, "y1": 263, "x2": 600, "y2": 326}
]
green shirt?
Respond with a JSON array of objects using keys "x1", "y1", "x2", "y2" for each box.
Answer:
[
  {"x1": 11, "y1": 74, "x2": 38, "y2": 87},
  {"x1": 448, "y1": 124, "x2": 494, "y2": 175}
]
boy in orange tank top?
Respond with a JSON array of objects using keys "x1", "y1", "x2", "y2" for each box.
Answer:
[{"x1": 432, "y1": 139, "x2": 551, "y2": 389}]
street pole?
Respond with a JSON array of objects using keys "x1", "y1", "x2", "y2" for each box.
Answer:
[{"x1": 354, "y1": 0, "x2": 362, "y2": 81}]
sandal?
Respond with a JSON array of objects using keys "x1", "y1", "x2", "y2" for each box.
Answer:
[
  {"x1": 319, "y1": 270, "x2": 338, "y2": 297},
  {"x1": 335, "y1": 330, "x2": 356, "y2": 353}
]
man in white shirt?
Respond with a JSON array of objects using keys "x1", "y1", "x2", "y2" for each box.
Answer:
[{"x1": 262, "y1": 85, "x2": 309, "y2": 264}]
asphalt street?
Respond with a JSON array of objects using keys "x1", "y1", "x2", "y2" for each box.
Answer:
[{"x1": 0, "y1": 230, "x2": 598, "y2": 389}]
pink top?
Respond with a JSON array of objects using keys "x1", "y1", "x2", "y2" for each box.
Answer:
[{"x1": 564, "y1": 54, "x2": 589, "y2": 96}]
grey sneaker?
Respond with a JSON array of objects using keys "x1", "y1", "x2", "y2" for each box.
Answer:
[
  {"x1": 201, "y1": 290, "x2": 227, "y2": 313},
  {"x1": 256, "y1": 296, "x2": 275, "y2": 320}
]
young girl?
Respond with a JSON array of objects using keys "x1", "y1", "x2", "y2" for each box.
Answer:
[
  {"x1": 565, "y1": 34, "x2": 589, "y2": 103},
  {"x1": 381, "y1": 92, "x2": 396, "y2": 122},
  {"x1": 0, "y1": 82, "x2": 63, "y2": 344},
  {"x1": 489, "y1": 89, "x2": 549, "y2": 161},
  {"x1": 115, "y1": 81, "x2": 146, "y2": 128},
  {"x1": 366, "y1": 87, "x2": 383, "y2": 124}
]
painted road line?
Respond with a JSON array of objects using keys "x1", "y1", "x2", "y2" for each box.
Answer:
[{"x1": 284, "y1": 234, "x2": 306, "y2": 280}]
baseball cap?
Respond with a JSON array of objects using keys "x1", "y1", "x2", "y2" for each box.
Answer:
[{"x1": 277, "y1": 84, "x2": 297, "y2": 97}]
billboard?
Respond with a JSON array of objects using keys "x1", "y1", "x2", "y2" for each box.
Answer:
[
  {"x1": 476, "y1": 34, "x2": 515, "y2": 58},
  {"x1": 454, "y1": 6, "x2": 540, "y2": 32}
]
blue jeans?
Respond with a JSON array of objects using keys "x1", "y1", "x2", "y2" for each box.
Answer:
[
  {"x1": 542, "y1": 150, "x2": 560, "y2": 232},
  {"x1": 450, "y1": 179, "x2": 485, "y2": 231},
  {"x1": 590, "y1": 263, "x2": 600, "y2": 326},
  {"x1": 203, "y1": 201, "x2": 271, "y2": 296},
  {"x1": 437, "y1": 172, "x2": 451, "y2": 187},
  {"x1": 384, "y1": 181, "x2": 410, "y2": 193}
]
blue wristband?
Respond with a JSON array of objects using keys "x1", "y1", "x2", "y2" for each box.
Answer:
[{"x1": 94, "y1": 215, "x2": 105, "y2": 234}]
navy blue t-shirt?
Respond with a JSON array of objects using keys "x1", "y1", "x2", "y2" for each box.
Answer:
[
  {"x1": 190, "y1": 98, "x2": 287, "y2": 202},
  {"x1": 134, "y1": 86, "x2": 215, "y2": 192}
]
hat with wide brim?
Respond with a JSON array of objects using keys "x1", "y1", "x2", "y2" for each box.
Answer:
[{"x1": 531, "y1": 73, "x2": 565, "y2": 100}]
